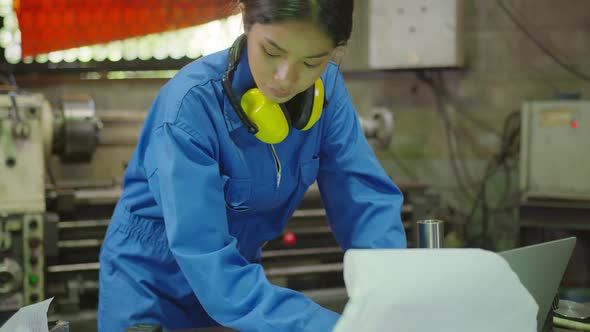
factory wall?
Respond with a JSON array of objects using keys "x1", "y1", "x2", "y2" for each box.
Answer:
[{"x1": 19, "y1": 0, "x2": 590, "y2": 251}]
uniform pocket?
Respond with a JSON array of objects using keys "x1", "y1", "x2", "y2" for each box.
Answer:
[
  {"x1": 222, "y1": 174, "x2": 252, "y2": 212},
  {"x1": 299, "y1": 156, "x2": 320, "y2": 187}
]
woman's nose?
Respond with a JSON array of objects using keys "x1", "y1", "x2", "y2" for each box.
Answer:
[{"x1": 274, "y1": 61, "x2": 298, "y2": 87}]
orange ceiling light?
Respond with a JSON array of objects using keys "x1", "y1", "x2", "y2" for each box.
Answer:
[{"x1": 14, "y1": 0, "x2": 234, "y2": 57}]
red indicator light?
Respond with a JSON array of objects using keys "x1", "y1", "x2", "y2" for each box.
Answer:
[
  {"x1": 282, "y1": 232, "x2": 297, "y2": 246},
  {"x1": 571, "y1": 120, "x2": 578, "y2": 129}
]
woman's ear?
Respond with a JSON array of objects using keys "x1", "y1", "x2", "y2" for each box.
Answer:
[{"x1": 331, "y1": 45, "x2": 348, "y2": 65}]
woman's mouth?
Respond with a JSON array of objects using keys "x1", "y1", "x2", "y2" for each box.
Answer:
[{"x1": 268, "y1": 87, "x2": 293, "y2": 99}]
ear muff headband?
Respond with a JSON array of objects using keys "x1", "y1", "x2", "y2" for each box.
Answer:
[
  {"x1": 222, "y1": 34, "x2": 259, "y2": 135},
  {"x1": 300, "y1": 78, "x2": 324, "y2": 131}
]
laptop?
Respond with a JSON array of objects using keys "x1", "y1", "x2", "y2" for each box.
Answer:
[{"x1": 499, "y1": 237, "x2": 576, "y2": 331}]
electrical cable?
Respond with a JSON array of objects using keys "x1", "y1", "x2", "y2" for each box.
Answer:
[
  {"x1": 496, "y1": 25, "x2": 559, "y2": 93},
  {"x1": 416, "y1": 71, "x2": 476, "y2": 200},
  {"x1": 433, "y1": 72, "x2": 503, "y2": 138},
  {"x1": 466, "y1": 111, "x2": 521, "y2": 247},
  {"x1": 417, "y1": 69, "x2": 522, "y2": 248},
  {"x1": 430, "y1": 72, "x2": 486, "y2": 184},
  {"x1": 496, "y1": 0, "x2": 590, "y2": 83},
  {"x1": 6, "y1": 73, "x2": 22, "y2": 123}
]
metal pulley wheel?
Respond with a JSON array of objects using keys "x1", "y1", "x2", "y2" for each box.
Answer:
[{"x1": 52, "y1": 95, "x2": 102, "y2": 163}]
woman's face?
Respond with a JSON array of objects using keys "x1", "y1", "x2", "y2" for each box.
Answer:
[{"x1": 245, "y1": 20, "x2": 334, "y2": 103}]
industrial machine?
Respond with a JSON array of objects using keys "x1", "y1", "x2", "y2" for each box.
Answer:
[
  {"x1": 518, "y1": 99, "x2": 590, "y2": 291},
  {"x1": 0, "y1": 90, "x2": 101, "y2": 315},
  {"x1": 0, "y1": 89, "x2": 434, "y2": 329}
]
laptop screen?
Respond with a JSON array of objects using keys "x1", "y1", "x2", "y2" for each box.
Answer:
[{"x1": 499, "y1": 237, "x2": 576, "y2": 331}]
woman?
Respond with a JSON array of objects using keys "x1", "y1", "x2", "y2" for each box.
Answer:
[{"x1": 98, "y1": 0, "x2": 406, "y2": 331}]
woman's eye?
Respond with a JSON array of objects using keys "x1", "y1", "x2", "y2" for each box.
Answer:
[
  {"x1": 262, "y1": 47, "x2": 280, "y2": 57},
  {"x1": 304, "y1": 62, "x2": 321, "y2": 68}
]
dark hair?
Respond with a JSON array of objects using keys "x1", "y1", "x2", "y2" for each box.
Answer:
[{"x1": 238, "y1": 0, "x2": 354, "y2": 47}]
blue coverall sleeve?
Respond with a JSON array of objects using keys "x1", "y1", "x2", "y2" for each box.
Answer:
[
  {"x1": 146, "y1": 121, "x2": 339, "y2": 332},
  {"x1": 317, "y1": 71, "x2": 407, "y2": 251}
]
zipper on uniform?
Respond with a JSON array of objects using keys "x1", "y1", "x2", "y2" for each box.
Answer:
[{"x1": 269, "y1": 144, "x2": 281, "y2": 189}]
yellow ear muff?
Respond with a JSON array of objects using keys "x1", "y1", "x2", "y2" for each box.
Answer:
[
  {"x1": 241, "y1": 88, "x2": 290, "y2": 144},
  {"x1": 300, "y1": 78, "x2": 325, "y2": 131}
]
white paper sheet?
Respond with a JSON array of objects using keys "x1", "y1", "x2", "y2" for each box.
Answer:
[
  {"x1": 0, "y1": 297, "x2": 53, "y2": 332},
  {"x1": 333, "y1": 249, "x2": 538, "y2": 332}
]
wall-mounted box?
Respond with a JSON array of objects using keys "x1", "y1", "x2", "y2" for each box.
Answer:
[
  {"x1": 520, "y1": 100, "x2": 590, "y2": 201},
  {"x1": 342, "y1": 0, "x2": 463, "y2": 70}
]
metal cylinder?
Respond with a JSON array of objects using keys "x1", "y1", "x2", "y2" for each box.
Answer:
[
  {"x1": 416, "y1": 219, "x2": 444, "y2": 248},
  {"x1": 52, "y1": 95, "x2": 101, "y2": 163}
]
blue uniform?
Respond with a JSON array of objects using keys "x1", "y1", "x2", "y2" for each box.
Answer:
[{"x1": 98, "y1": 43, "x2": 406, "y2": 332}]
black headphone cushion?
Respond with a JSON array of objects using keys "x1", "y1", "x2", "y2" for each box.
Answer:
[{"x1": 283, "y1": 86, "x2": 315, "y2": 130}]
